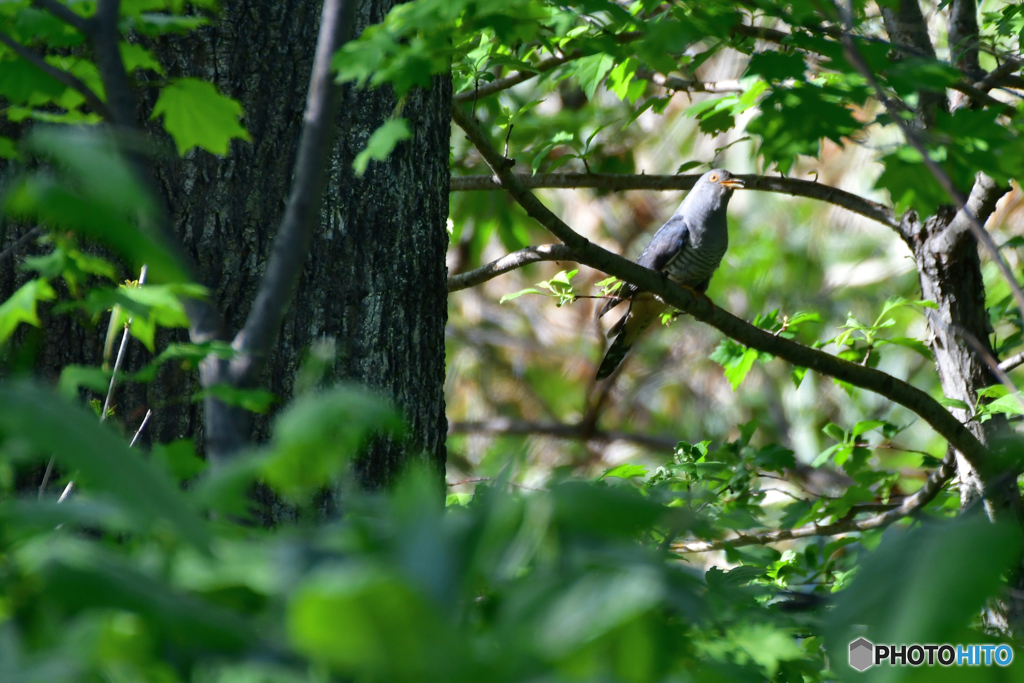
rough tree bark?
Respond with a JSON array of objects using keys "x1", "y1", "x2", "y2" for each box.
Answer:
[
  {"x1": 2, "y1": 0, "x2": 451, "y2": 489},
  {"x1": 886, "y1": 0, "x2": 1024, "y2": 633}
]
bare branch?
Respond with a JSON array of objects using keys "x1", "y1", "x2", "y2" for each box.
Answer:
[
  {"x1": 129, "y1": 409, "x2": 152, "y2": 448},
  {"x1": 231, "y1": 0, "x2": 357, "y2": 388},
  {"x1": 672, "y1": 449, "x2": 956, "y2": 553},
  {"x1": 449, "y1": 418, "x2": 680, "y2": 452},
  {"x1": 948, "y1": 0, "x2": 981, "y2": 77},
  {"x1": 451, "y1": 101, "x2": 994, "y2": 476},
  {"x1": 91, "y1": 0, "x2": 134, "y2": 127},
  {"x1": 0, "y1": 30, "x2": 110, "y2": 119},
  {"x1": 450, "y1": 173, "x2": 898, "y2": 230},
  {"x1": 999, "y1": 352, "x2": 1024, "y2": 374},
  {"x1": 32, "y1": 0, "x2": 92, "y2": 34},
  {"x1": 976, "y1": 58, "x2": 1024, "y2": 94},
  {"x1": 448, "y1": 244, "x2": 578, "y2": 292}
]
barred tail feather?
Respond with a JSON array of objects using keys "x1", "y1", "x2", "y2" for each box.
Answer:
[{"x1": 596, "y1": 331, "x2": 632, "y2": 380}]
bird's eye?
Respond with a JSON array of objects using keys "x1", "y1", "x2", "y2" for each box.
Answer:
[{"x1": 709, "y1": 173, "x2": 719, "y2": 182}]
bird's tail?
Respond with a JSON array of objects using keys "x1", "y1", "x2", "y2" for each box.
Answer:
[
  {"x1": 595, "y1": 295, "x2": 666, "y2": 380},
  {"x1": 596, "y1": 330, "x2": 633, "y2": 379}
]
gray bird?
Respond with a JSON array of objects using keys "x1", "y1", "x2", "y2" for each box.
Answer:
[{"x1": 596, "y1": 169, "x2": 743, "y2": 380}]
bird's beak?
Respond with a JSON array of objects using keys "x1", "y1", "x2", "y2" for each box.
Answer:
[{"x1": 720, "y1": 178, "x2": 745, "y2": 189}]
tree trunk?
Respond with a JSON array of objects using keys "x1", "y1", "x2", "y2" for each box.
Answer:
[{"x1": 6, "y1": 0, "x2": 451, "y2": 490}]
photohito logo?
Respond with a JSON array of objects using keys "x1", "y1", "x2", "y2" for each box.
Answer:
[{"x1": 848, "y1": 638, "x2": 1013, "y2": 671}]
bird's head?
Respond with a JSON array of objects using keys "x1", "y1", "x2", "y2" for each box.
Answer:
[
  {"x1": 697, "y1": 169, "x2": 744, "y2": 194},
  {"x1": 679, "y1": 169, "x2": 744, "y2": 217}
]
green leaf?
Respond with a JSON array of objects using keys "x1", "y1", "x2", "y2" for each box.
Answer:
[
  {"x1": 850, "y1": 419, "x2": 886, "y2": 438},
  {"x1": 980, "y1": 394, "x2": 1024, "y2": 416},
  {"x1": 821, "y1": 423, "x2": 846, "y2": 443},
  {"x1": 499, "y1": 287, "x2": 543, "y2": 303},
  {"x1": 938, "y1": 397, "x2": 970, "y2": 410},
  {"x1": 0, "y1": 381, "x2": 209, "y2": 551},
  {"x1": 4, "y1": 128, "x2": 192, "y2": 283},
  {"x1": 57, "y1": 365, "x2": 112, "y2": 399},
  {"x1": 289, "y1": 565, "x2": 437, "y2": 677},
  {"x1": 195, "y1": 384, "x2": 278, "y2": 414},
  {"x1": 572, "y1": 52, "x2": 615, "y2": 99},
  {"x1": 827, "y1": 515, "x2": 1022, "y2": 653},
  {"x1": 151, "y1": 78, "x2": 251, "y2": 156},
  {"x1": 152, "y1": 439, "x2": 206, "y2": 483},
  {"x1": 0, "y1": 279, "x2": 56, "y2": 345},
  {"x1": 601, "y1": 463, "x2": 648, "y2": 479},
  {"x1": 354, "y1": 118, "x2": 412, "y2": 176},
  {"x1": 710, "y1": 338, "x2": 761, "y2": 390},
  {"x1": 263, "y1": 385, "x2": 402, "y2": 500},
  {"x1": 43, "y1": 554, "x2": 257, "y2": 652},
  {"x1": 120, "y1": 42, "x2": 165, "y2": 75},
  {"x1": 977, "y1": 385, "x2": 1009, "y2": 399}
]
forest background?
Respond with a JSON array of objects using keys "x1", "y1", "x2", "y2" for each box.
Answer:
[{"x1": 1, "y1": 0, "x2": 1024, "y2": 681}]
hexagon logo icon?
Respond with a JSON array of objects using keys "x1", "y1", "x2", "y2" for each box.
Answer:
[{"x1": 849, "y1": 638, "x2": 874, "y2": 672}]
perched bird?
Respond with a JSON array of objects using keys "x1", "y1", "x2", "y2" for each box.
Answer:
[{"x1": 595, "y1": 169, "x2": 743, "y2": 380}]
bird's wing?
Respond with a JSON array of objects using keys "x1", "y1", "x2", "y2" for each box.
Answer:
[{"x1": 597, "y1": 215, "x2": 692, "y2": 319}]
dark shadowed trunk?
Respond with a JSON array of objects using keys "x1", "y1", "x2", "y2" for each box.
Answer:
[{"x1": 2, "y1": 0, "x2": 450, "y2": 490}]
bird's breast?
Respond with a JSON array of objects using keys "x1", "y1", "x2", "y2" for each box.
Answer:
[{"x1": 664, "y1": 233, "x2": 728, "y2": 285}]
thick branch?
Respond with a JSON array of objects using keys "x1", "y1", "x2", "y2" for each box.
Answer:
[
  {"x1": 930, "y1": 173, "x2": 1007, "y2": 255},
  {"x1": 231, "y1": 0, "x2": 357, "y2": 387},
  {"x1": 448, "y1": 244, "x2": 577, "y2": 292},
  {"x1": 948, "y1": 0, "x2": 981, "y2": 77},
  {"x1": 0, "y1": 30, "x2": 110, "y2": 119},
  {"x1": 91, "y1": 0, "x2": 134, "y2": 127},
  {"x1": 672, "y1": 449, "x2": 956, "y2": 552},
  {"x1": 450, "y1": 173, "x2": 897, "y2": 230},
  {"x1": 451, "y1": 102, "x2": 993, "y2": 475},
  {"x1": 449, "y1": 418, "x2": 679, "y2": 451}
]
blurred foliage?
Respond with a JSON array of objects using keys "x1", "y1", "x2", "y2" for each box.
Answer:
[
  {"x1": 1, "y1": 379, "x2": 1022, "y2": 682},
  {"x1": 1, "y1": 0, "x2": 1024, "y2": 681}
]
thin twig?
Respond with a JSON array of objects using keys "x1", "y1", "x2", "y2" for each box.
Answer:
[
  {"x1": 0, "y1": 29, "x2": 110, "y2": 118},
  {"x1": 129, "y1": 409, "x2": 152, "y2": 447},
  {"x1": 37, "y1": 457, "x2": 56, "y2": 500},
  {"x1": 450, "y1": 101, "x2": 993, "y2": 475},
  {"x1": 101, "y1": 265, "x2": 146, "y2": 423},
  {"x1": 448, "y1": 244, "x2": 578, "y2": 291},
  {"x1": 449, "y1": 173, "x2": 897, "y2": 229},
  {"x1": 672, "y1": 449, "x2": 956, "y2": 553}
]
